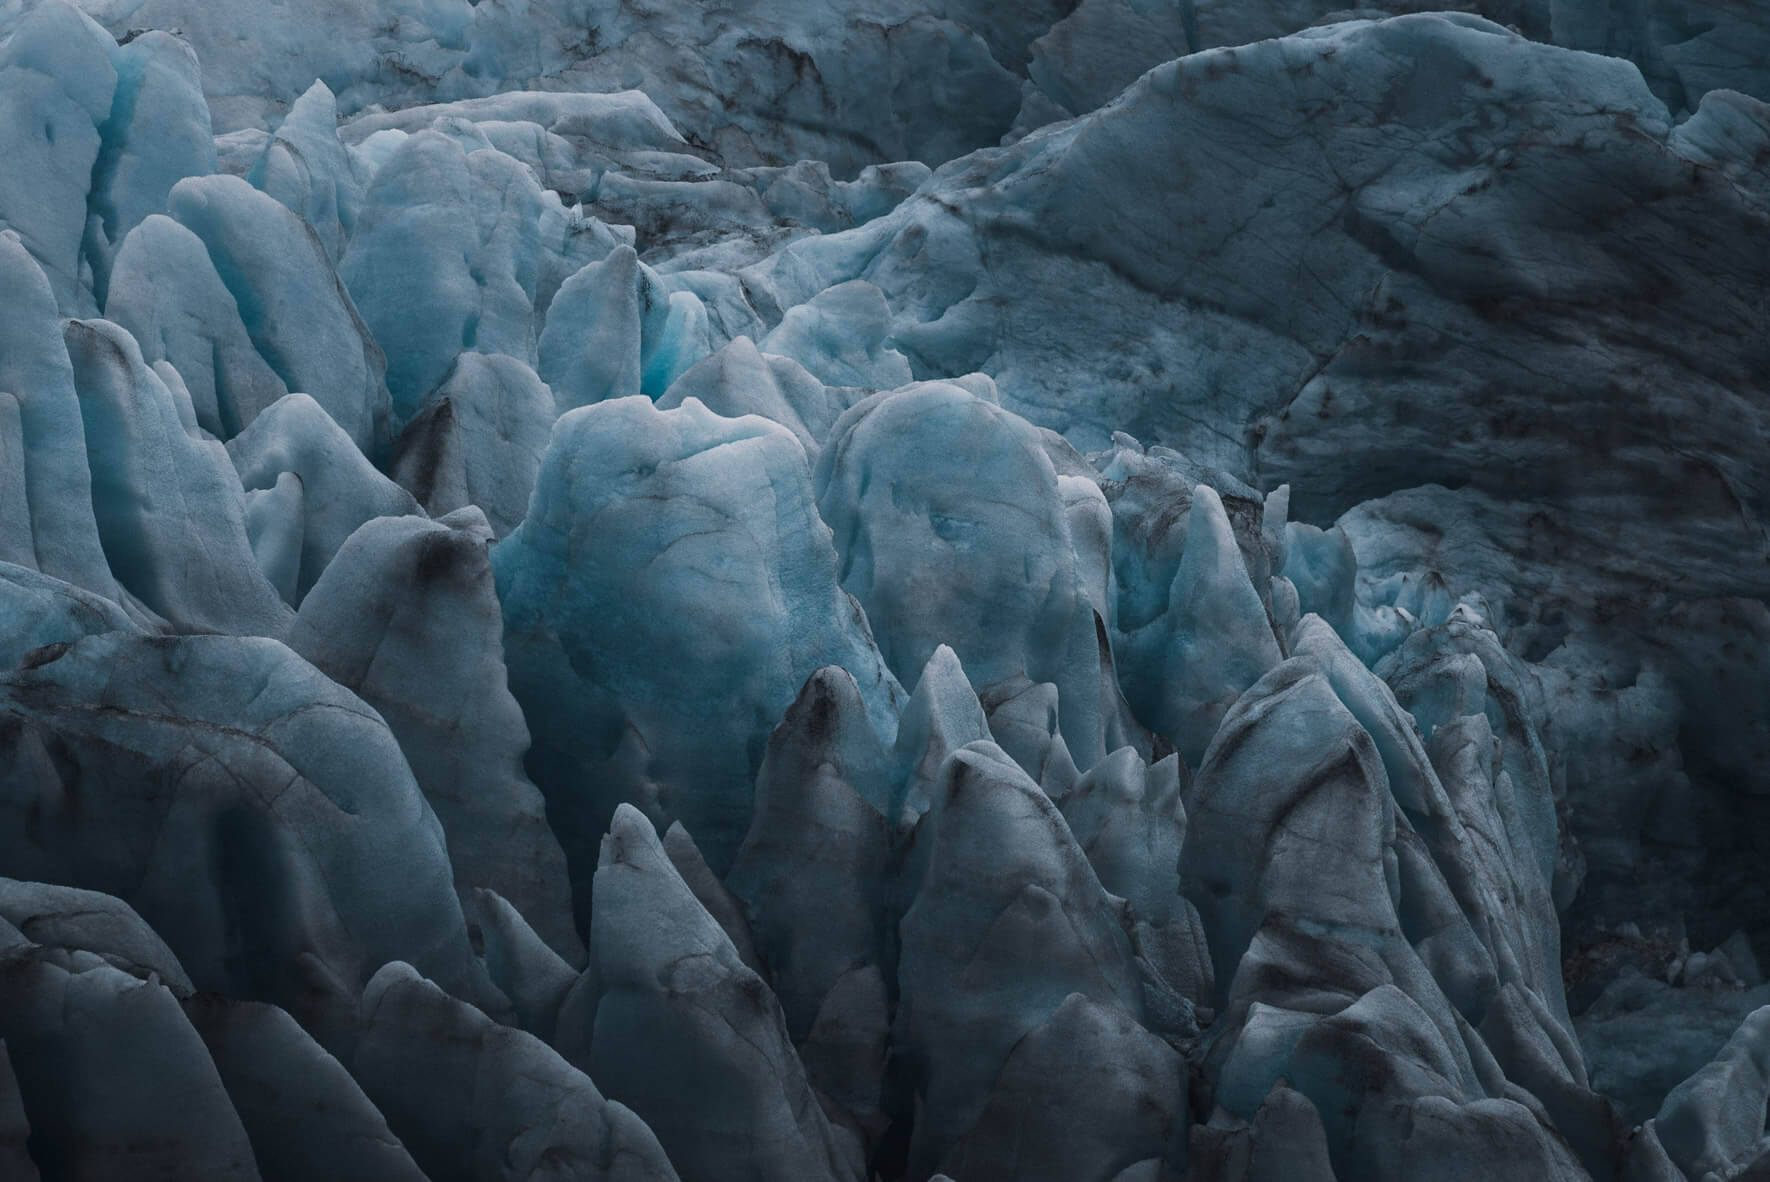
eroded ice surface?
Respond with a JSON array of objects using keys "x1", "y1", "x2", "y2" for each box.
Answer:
[{"x1": 0, "y1": 1, "x2": 1766, "y2": 1179}]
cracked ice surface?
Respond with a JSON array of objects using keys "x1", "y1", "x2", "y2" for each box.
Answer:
[{"x1": 0, "y1": 0, "x2": 1767, "y2": 1179}]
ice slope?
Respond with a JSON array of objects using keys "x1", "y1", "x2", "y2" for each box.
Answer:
[{"x1": 0, "y1": 1, "x2": 1762, "y2": 1180}]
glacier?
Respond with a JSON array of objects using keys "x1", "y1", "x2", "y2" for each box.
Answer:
[{"x1": 0, "y1": 0, "x2": 1767, "y2": 1178}]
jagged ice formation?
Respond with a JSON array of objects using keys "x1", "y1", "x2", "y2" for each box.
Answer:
[{"x1": 0, "y1": 0, "x2": 1768, "y2": 1178}]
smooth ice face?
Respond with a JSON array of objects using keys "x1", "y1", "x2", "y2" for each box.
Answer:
[
  {"x1": 537, "y1": 245, "x2": 659, "y2": 413},
  {"x1": 169, "y1": 174, "x2": 390, "y2": 451},
  {"x1": 0, "y1": 3, "x2": 118, "y2": 314},
  {"x1": 0, "y1": 957, "x2": 261, "y2": 1179},
  {"x1": 0, "y1": 235, "x2": 98, "y2": 566},
  {"x1": 63, "y1": 317, "x2": 290, "y2": 637},
  {"x1": 105, "y1": 214, "x2": 291, "y2": 439},
  {"x1": 759, "y1": 281, "x2": 911, "y2": 390},
  {"x1": 495, "y1": 396, "x2": 903, "y2": 896},
  {"x1": 0, "y1": 878, "x2": 192, "y2": 993},
  {"x1": 0, "y1": 561, "x2": 136, "y2": 669},
  {"x1": 657, "y1": 336, "x2": 854, "y2": 461}
]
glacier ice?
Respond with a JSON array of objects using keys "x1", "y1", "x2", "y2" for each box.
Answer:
[
  {"x1": 248, "y1": 81, "x2": 358, "y2": 265},
  {"x1": 576, "y1": 804, "x2": 856, "y2": 1182},
  {"x1": 352, "y1": 958, "x2": 679, "y2": 1182},
  {"x1": 227, "y1": 391, "x2": 420, "y2": 603},
  {"x1": 187, "y1": 994, "x2": 429, "y2": 1182},
  {"x1": 0, "y1": 632, "x2": 503, "y2": 1025},
  {"x1": 0, "y1": 956, "x2": 261, "y2": 1179},
  {"x1": 288, "y1": 510, "x2": 580, "y2": 960},
  {"x1": 494, "y1": 395, "x2": 902, "y2": 900},
  {"x1": 170, "y1": 174, "x2": 391, "y2": 451},
  {"x1": 0, "y1": 230, "x2": 122, "y2": 600},
  {"x1": 342, "y1": 127, "x2": 617, "y2": 423},
  {"x1": 106, "y1": 213, "x2": 293, "y2": 439},
  {"x1": 0, "y1": 0, "x2": 1765, "y2": 1178},
  {"x1": 64, "y1": 316, "x2": 291, "y2": 636},
  {"x1": 387, "y1": 351, "x2": 556, "y2": 538}
]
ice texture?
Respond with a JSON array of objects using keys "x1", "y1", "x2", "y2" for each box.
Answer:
[
  {"x1": 494, "y1": 396, "x2": 902, "y2": 900},
  {"x1": 0, "y1": 0, "x2": 1764, "y2": 1178}
]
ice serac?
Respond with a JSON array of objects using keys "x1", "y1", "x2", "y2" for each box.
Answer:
[
  {"x1": 1182, "y1": 655, "x2": 1402, "y2": 1012},
  {"x1": 339, "y1": 90, "x2": 711, "y2": 202},
  {"x1": 537, "y1": 244, "x2": 653, "y2": 413},
  {"x1": 0, "y1": 632, "x2": 499, "y2": 1026},
  {"x1": 340, "y1": 129, "x2": 615, "y2": 424},
  {"x1": 660, "y1": 822, "x2": 763, "y2": 977},
  {"x1": 982, "y1": 675, "x2": 1083, "y2": 799},
  {"x1": 891, "y1": 645, "x2": 993, "y2": 824},
  {"x1": 1377, "y1": 619, "x2": 1572, "y2": 939},
  {"x1": 185, "y1": 994, "x2": 429, "y2": 1182},
  {"x1": 1120, "y1": 483, "x2": 1281, "y2": 766},
  {"x1": 0, "y1": 957, "x2": 260, "y2": 1180},
  {"x1": 18, "y1": 0, "x2": 1044, "y2": 174},
  {"x1": 1650, "y1": 1005, "x2": 1770, "y2": 1182},
  {"x1": 895, "y1": 741, "x2": 1143, "y2": 1178},
  {"x1": 169, "y1": 174, "x2": 390, "y2": 452},
  {"x1": 1062, "y1": 747, "x2": 1213, "y2": 1016},
  {"x1": 816, "y1": 382, "x2": 1117, "y2": 771},
  {"x1": 105, "y1": 214, "x2": 291, "y2": 439},
  {"x1": 463, "y1": 887, "x2": 579, "y2": 1041},
  {"x1": 0, "y1": 0, "x2": 1761, "y2": 1175},
  {"x1": 289, "y1": 510, "x2": 580, "y2": 961},
  {"x1": 727, "y1": 666, "x2": 892, "y2": 1040},
  {"x1": 494, "y1": 396, "x2": 902, "y2": 905},
  {"x1": 934, "y1": 993, "x2": 1187, "y2": 1182},
  {"x1": 249, "y1": 80, "x2": 360, "y2": 264},
  {"x1": 63, "y1": 317, "x2": 292, "y2": 637},
  {"x1": 734, "y1": 160, "x2": 931, "y2": 236},
  {"x1": 1092, "y1": 435, "x2": 1274, "y2": 638},
  {"x1": 352, "y1": 960, "x2": 680, "y2": 1182},
  {"x1": 725, "y1": 667, "x2": 894, "y2": 1148},
  {"x1": 580, "y1": 805, "x2": 855, "y2": 1182},
  {"x1": 1188, "y1": 1080, "x2": 1340, "y2": 1182},
  {"x1": 1180, "y1": 634, "x2": 1602, "y2": 1179},
  {"x1": 1545, "y1": 0, "x2": 1770, "y2": 114},
  {"x1": 82, "y1": 25, "x2": 215, "y2": 307},
  {"x1": 389, "y1": 352, "x2": 555, "y2": 538},
  {"x1": 227, "y1": 392, "x2": 420, "y2": 605},
  {"x1": 537, "y1": 244, "x2": 711, "y2": 415},
  {"x1": 0, "y1": 233, "x2": 119, "y2": 600},
  {"x1": 0, "y1": 1, "x2": 115, "y2": 314}
]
